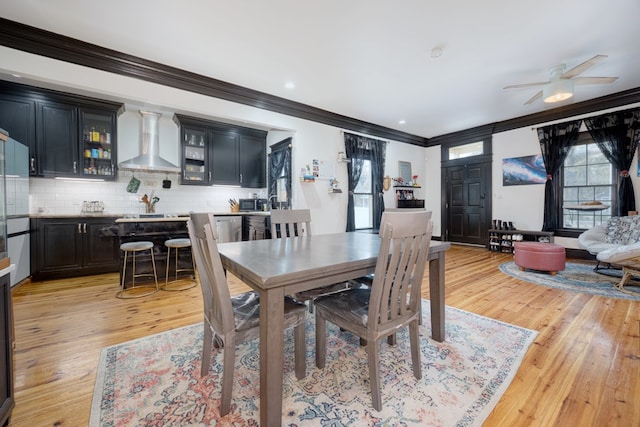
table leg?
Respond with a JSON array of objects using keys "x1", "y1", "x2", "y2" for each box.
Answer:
[
  {"x1": 429, "y1": 252, "x2": 446, "y2": 342},
  {"x1": 260, "y1": 286, "x2": 285, "y2": 426}
]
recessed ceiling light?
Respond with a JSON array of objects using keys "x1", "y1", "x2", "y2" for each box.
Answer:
[
  {"x1": 284, "y1": 82, "x2": 296, "y2": 90},
  {"x1": 430, "y1": 47, "x2": 443, "y2": 58},
  {"x1": 11, "y1": 73, "x2": 21, "y2": 78},
  {"x1": 399, "y1": 119, "x2": 406, "y2": 125}
]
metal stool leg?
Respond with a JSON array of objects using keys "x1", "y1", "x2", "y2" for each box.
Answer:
[
  {"x1": 162, "y1": 239, "x2": 197, "y2": 291},
  {"x1": 116, "y1": 243, "x2": 159, "y2": 299}
]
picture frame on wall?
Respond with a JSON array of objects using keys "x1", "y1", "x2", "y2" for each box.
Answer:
[{"x1": 502, "y1": 154, "x2": 546, "y2": 186}]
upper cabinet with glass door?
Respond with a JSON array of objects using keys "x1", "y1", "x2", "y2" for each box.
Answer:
[
  {"x1": 181, "y1": 125, "x2": 208, "y2": 184},
  {"x1": 174, "y1": 114, "x2": 267, "y2": 187},
  {"x1": 80, "y1": 109, "x2": 117, "y2": 178}
]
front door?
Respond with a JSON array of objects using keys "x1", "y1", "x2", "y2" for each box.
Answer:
[{"x1": 444, "y1": 161, "x2": 491, "y2": 245}]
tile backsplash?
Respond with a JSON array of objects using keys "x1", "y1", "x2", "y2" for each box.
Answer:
[{"x1": 29, "y1": 170, "x2": 267, "y2": 216}]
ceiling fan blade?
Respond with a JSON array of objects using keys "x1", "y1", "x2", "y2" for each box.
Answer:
[
  {"x1": 524, "y1": 90, "x2": 543, "y2": 105},
  {"x1": 561, "y1": 54, "x2": 607, "y2": 79},
  {"x1": 503, "y1": 82, "x2": 548, "y2": 90},
  {"x1": 573, "y1": 76, "x2": 619, "y2": 85}
]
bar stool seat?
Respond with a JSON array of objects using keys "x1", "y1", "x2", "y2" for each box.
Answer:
[
  {"x1": 163, "y1": 238, "x2": 197, "y2": 291},
  {"x1": 117, "y1": 241, "x2": 158, "y2": 299}
]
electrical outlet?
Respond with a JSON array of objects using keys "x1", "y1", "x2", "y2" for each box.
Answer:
[{"x1": 145, "y1": 180, "x2": 157, "y2": 186}]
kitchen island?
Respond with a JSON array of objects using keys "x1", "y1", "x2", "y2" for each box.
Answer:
[
  {"x1": 29, "y1": 211, "x2": 272, "y2": 283},
  {"x1": 116, "y1": 212, "x2": 271, "y2": 286}
]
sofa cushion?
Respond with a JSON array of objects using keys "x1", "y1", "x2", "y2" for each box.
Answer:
[
  {"x1": 597, "y1": 241, "x2": 640, "y2": 263},
  {"x1": 605, "y1": 216, "x2": 640, "y2": 245}
]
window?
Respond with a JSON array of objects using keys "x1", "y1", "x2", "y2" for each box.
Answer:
[
  {"x1": 448, "y1": 141, "x2": 483, "y2": 160},
  {"x1": 268, "y1": 138, "x2": 291, "y2": 209},
  {"x1": 353, "y1": 159, "x2": 373, "y2": 229},
  {"x1": 559, "y1": 136, "x2": 615, "y2": 229}
]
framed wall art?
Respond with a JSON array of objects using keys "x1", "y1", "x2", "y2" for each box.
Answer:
[{"x1": 502, "y1": 154, "x2": 546, "y2": 186}]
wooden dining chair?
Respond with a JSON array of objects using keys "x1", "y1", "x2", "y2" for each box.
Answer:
[
  {"x1": 314, "y1": 211, "x2": 433, "y2": 411},
  {"x1": 187, "y1": 212, "x2": 307, "y2": 416},
  {"x1": 349, "y1": 209, "x2": 432, "y2": 291},
  {"x1": 270, "y1": 208, "x2": 354, "y2": 311},
  {"x1": 270, "y1": 208, "x2": 312, "y2": 238}
]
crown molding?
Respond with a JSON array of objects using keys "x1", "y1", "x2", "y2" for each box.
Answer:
[
  {"x1": 1, "y1": 17, "x2": 639, "y2": 148},
  {"x1": 0, "y1": 18, "x2": 428, "y2": 147}
]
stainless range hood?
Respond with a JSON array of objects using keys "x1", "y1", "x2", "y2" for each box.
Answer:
[{"x1": 118, "y1": 110, "x2": 181, "y2": 173}]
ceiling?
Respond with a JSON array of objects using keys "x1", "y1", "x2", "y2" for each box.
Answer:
[{"x1": 2, "y1": 0, "x2": 640, "y2": 139}]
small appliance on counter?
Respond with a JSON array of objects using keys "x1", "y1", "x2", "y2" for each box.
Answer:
[{"x1": 238, "y1": 198, "x2": 269, "y2": 211}]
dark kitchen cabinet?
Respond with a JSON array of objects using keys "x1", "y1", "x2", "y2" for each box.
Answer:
[
  {"x1": 0, "y1": 94, "x2": 35, "y2": 170},
  {"x1": 78, "y1": 108, "x2": 116, "y2": 177},
  {"x1": 175, "y1": 114, "x2": 266, "y2": 187},
  {"x1": 239, "y1": 134, "x2": 266, "y2": 188},
  {"x1": 181, "y1": 125, "x2": 208, "y2": 183},
  {"x1": 0, "y1": 80, "x2": 121, "y2": 179},
  {"x1": 31, "y1": 217, "x2": 120, "y2": 280},
  {"x1": 242, "y1": 215, "x2": 271, "y2": 240},
  {"x1": 0, "y1": 271, "x2": 14, "y2": 427},
  {"x1": 210, "y1": 130, "x2": 240, "y2": 185},
  {"x1": 37, "y1": 100, "x2": 78, "y2": 177}
]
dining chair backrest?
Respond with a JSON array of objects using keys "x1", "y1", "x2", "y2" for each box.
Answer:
[
  {"x1": 368, "y1": 211, "x2": 433, "y2": 333},
  {"x1": 384, "y1": 208, "x2": 432, "y2": 219},
  {"x1": 270, "y1": 209, "x2": 312, "y2": 238},
  {"x1": 378, "y1": 209, "x2": 432, "y2": 236},
  {"x1": 188, "y1": 212, "x2": 236, "y2": 337}
]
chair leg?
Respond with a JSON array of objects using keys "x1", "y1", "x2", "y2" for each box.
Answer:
[
  {"x1": 387, "y1": 334, "x2": 396, "y2": 346},
  {"x1": 409, "y1": 320, "x2": 422, "y2": 380},
  {"x1": 220, "y1": 336, "x2": 236, "y2": 416},
  {"x1": 315, "y1": 313, "x2": 326, "y2": 368},
  {"x1": 201, "y1": 323, "x2": 213, "y2": 377},
  {"x1": 294, "y1": 322, "x2": 306, "y2": 379},
  {"x1": 367, "y1": 339, "x2": 382, "y2": 411}
]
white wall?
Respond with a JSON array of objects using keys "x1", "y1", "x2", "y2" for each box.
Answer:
[
  {"x1": 491, "y1": 109, "x2": 640, "y2": 249},
  {"x1": 6, "y1": 45, "x2": 639, "y2": 245},
  {"x1": 3, "y1": 46, "x2": 441, "y2": 235}
]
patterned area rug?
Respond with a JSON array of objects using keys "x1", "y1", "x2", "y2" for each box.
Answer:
[
  {"x1": 499, "y1": 261, "x2": 640, "y2": 301},
  {"x1": 90, "y1": 301, "x2": 537, "y2": 426}
]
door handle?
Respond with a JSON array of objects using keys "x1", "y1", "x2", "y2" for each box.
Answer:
[
  {"x1": 30, "y1": 158, "x2": 36, "y2": 172},
  {"x1": 83, "y1": 223, "x2": 87, "y2": 234},
  {"x1": 78, "y1": 223, "x2": 82, "y2": 234}
]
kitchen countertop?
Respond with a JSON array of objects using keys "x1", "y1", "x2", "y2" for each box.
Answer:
[{"x1": 31, "y1": 211, "x2": 272, "y2": 221}]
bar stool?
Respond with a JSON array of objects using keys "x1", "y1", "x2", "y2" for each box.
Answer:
[
  {"x1": 116, "y1": 241, "x2": 159, "y2": 299},
  {"x1": 163, "y1": 238, "x2": 197, "y2": 291}
]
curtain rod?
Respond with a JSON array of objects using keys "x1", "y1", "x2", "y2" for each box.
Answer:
[{"x1": 340, "y1": 129, "x2": 390, "y2": 143}]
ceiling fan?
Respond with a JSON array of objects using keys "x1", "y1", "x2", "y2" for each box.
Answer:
[{"x1": 504, "y1": 54, "x2": 618, "y2": 105}]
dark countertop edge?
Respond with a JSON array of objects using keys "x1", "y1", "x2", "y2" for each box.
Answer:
[{"x1": 31, "y1": 211, "x2": 272, "y2": 221}]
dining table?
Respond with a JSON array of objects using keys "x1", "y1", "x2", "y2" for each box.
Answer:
[{"x1": 217, "y1": 232, "x2": 450, "y2": 426}]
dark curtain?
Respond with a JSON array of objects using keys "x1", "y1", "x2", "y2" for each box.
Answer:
[
  {"x1": 584, "y1": 109, "x2": 640, "y2": 216},
  {"x1": 344, "y1": 132, "x2": 386, "y2": 232},
  {"x1": 537, "y1": 120, "x2": 582, "y2": 231},
  {"x1": 268, "y1": 138, "x2": 292, "y2": 208}
]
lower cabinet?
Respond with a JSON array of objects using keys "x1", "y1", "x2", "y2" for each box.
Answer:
[
  {"x1": 31, "y1": 217, "x2": 120, "y2": 280},
  {"x1": 242, "y1": 215, "x2": 271, "y2": 240},
  {"x1": 0, "y1": 271, "x2": 14, "y2": 427}
]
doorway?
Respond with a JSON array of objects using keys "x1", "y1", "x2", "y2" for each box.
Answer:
[
  {"x1": 438, "y1": 133, "x2": 493, "y2": 246},
  {"x1": 443, "y1": 161, "x2": 491, "y2": 245}
]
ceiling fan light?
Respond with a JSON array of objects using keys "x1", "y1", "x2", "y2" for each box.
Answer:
[{"x1": 543, "y1": 79, "x2": 574, "y2": 103}]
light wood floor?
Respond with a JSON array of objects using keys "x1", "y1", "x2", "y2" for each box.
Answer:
[{"x1": 8, "y1": 245, "x2": 640, "y2": 426}]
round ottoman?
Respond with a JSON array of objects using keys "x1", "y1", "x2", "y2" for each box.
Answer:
[{"x1": 514, "y1": 241, "x2": 566, "y2": 275}]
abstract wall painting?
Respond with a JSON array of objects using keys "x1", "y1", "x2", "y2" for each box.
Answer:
[{"x1": 502, "y1": 154, "x2": 546, "y2": 186}]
